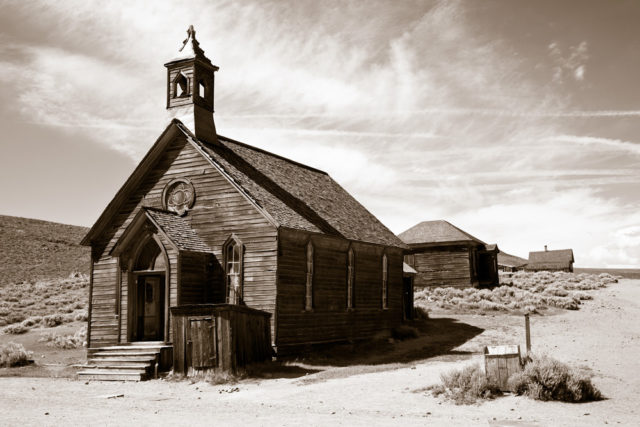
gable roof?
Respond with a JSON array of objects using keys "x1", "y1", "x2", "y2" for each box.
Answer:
[
  {"x1": 528, "y1": 249, "x2": 574, "y2": 266},
  {"x1": 110, "y1": 207, "x2": 210, "y2": 256},
  {"x1": 144, "y1": 208, "x2": 211, "y2": 252},
  {"x1": 83, "y1": 120, "x2": 405, "y2": 249},
  {"x1": 498, "y1": 251, "x2": 529, "y2": 268},
  {"x1": 398, "y1": 220, "x2": 487, "y2": 246}
]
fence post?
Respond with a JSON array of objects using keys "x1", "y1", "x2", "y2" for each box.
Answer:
[{"x1": 524, "y1": 313, "x2": 531, "y2": 355}]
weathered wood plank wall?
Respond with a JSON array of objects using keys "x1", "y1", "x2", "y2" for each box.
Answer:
[
  {"x1": 410, "y1": 246, "x2": 473, "y2": 288},
  {"x1": 276, "y1": 228, "x2": 403, "y2": 350}
]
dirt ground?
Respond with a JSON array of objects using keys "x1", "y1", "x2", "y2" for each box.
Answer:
[{"x1": 1, "y1": 279, "x2": 639, "y2": 426}]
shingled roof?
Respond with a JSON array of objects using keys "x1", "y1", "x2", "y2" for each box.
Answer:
[
  {"x1": 179, "y1": 126, "x2": 405, "y2": 248},
  {"x1": 398, "y1": 220, "x2": 486, "y2": 246},
  {"x1": 527, "y1": 248, "x2": 574, "y2": 269},
  {"x1": 144, "y1": 208, "x2": 211, "y2": 252},
  {"x1": 498, "y1": 251, "x2": 528, "y2": 268}
]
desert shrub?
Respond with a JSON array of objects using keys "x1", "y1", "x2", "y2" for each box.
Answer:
[
  {"x1": 43, "y1": 314, "x2": 64, "y2": 327},
  {"x1": 414, "y1": 306, "x2": 429, "y2": 320},
  {"x1": 38, "y1": 326, "x2": 87, "y2": 349},
  {"x1": 21, "y1": 316, "x2": 42, "y2": 327},
  {"x1": 507, "y1": 355, "x2": 602, "y2": 402},
  {"x1": 0, "y1": 342, "x2": 33, "y2": 367},
  {"x1": 428, "y1": 364, "x2": 502, "y2": 405},
  {"x1": 74, "y1": 311, "x2": 88, "y2": 321},
  {"x1": 3, "y1": 324, "x2": 29, "y2": 334},
  {"x1": 392, "y1": 325, "x2": 419, "y2": 340}
]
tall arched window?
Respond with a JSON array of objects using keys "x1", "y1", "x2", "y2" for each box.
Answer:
[
  {"x1": 347, "y1": 247, "x2": 355, "y2": 309},
  {"x1": 305, "y1": 241, "x2": 314, "y2": 311},
  {"x1": 223, "y1": 235, "x2": 243, "y2": 305},
  {"x1": 173, "y1": 72, "x2": 188, "y2": 98},
  {"x1": 381, "y1": 253, "x2": 388, "y2": 309}
]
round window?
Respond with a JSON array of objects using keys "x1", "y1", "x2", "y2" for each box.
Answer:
[{"x1": 162, "y1": 178, "x2": 195, "y2": 216}]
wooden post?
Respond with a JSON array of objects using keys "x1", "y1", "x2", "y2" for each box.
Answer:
[{"x1": 524, "y1": 314, "x2": 531, "y2": 355}]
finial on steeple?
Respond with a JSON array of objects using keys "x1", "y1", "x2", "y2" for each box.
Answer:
[{"x1": 180, "y1": 25, "x2": 196, "y2": 52}]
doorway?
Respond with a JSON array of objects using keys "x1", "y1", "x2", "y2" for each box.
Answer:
[
  {"x1": 402, "y1": 277, "x2": 414, "y2": 320},
  {"x1": 135, "y1": 275, "x2": 165, "y2": 341}
]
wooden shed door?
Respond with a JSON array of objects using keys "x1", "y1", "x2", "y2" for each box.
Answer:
[{"x1": 189, "y1": 317, "x2": 217, "y2": 369}]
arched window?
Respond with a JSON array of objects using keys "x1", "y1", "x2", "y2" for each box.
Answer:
[
  {"x1": 134, "y1": 239, "x2": 165, "y2": 271},
  {"x1": 305, "y1": 241, "x2": 314, "y2": 311},
  {"x1": 381, "y1": 253, "x2": 388, "y2": 309},
  {"x1": 347, "y1": 247, "x2": 355, "y2": 309},
  {"x1": 223, "y1": 235, "x2": 243, "y2": 305}
]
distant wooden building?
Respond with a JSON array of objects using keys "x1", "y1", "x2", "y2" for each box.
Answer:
[
  {"x1": 79, "y1": 28, "x2": 408, "y2": 378},
  {"x1": 399, "y1": 220, "x2": 499, "y2": 288},
  {"x1": 526, "y1": 246, "x2": 574, "y2": 272},
  {"x1": 497, "y1": 251, "x2": 528, "y2": 272}
]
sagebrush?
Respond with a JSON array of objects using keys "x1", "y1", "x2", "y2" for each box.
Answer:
[
  {"x1": 508, "y1": 354, "x2": 602, "y2": 402},
  {"x1": 0, "y1": 342, "x2": 33, "y2": 367},
  {"x1": 427, "y1": 364, "x2": 502, "y2": 405},
  {"x1": 415, "y1": 271, "x2": 618, "y2": 314}
]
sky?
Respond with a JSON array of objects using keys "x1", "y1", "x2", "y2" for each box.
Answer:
[{"x1": 0, "y1": 0, "x2": 639, "y2": 268}]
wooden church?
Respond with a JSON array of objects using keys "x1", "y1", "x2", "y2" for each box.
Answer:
[{"x1": 79, "y1": 27, "x2": 408, "y2": 378}]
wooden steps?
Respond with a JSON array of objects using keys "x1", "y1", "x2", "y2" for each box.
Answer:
[{"x1": 79, "y1": 343, "x2": 172, "y2": 381}]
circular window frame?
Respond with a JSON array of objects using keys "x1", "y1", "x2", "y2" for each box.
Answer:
[{"x1": 162, "y1": 178, "x2": 196, "y2": 216}]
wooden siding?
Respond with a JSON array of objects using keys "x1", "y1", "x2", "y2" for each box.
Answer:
[
  {"x1": 276, "y1": 228, "x2": 403, "y2": 349},
  {"x1": 89, "y1": 135, "x2": 277, "y2": 347},
  {"x1": 410, "y1": 246, "x2": 473, "y2": 288},
  {"x1": 179, "y1": 251, "x2": 216, "y2": 305}
]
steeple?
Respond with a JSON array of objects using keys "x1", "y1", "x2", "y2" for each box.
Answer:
[{"x1": 164, "y1": 26, "x2": 219, "y2": 144}]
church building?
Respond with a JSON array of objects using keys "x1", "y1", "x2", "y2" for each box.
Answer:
[{"x1": 80, "y1": 27, "x2": 408, "y2": 374}]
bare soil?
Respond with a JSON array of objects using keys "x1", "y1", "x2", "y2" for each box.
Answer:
[{"x1": 1, "y1": 280, "x2": 638, "y2": 426}]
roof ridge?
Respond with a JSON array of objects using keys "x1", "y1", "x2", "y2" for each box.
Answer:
[{"x1": 216, "y1": 134, "x2": 328, "y2": 175}]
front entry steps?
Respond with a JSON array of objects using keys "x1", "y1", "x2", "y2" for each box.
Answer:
[{"x1": 78, "y1": 342, "x2": 172, "y2": 381}]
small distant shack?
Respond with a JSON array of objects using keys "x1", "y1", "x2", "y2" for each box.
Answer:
[
  {"x1": 526, "y1": 246, "x2": 574, "y2": 272},
  {"x1": 497, "y1": 251, "x2": 528, "y2": 272},
  {"x1": 399, "y1": 220, "x2": 500, "y2": 288}
]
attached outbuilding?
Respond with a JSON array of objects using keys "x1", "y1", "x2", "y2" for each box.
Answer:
[
  {"x1": 526, "y1": 246, "x2": 574, "y2": 272},
  {"x1": 399, "y1": 220, "x2": 500, "y2": 288}
]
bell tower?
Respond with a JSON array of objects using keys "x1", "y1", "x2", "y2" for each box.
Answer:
[{"x1": 165, "y1": 25, "x2": 219, "y2": 144}]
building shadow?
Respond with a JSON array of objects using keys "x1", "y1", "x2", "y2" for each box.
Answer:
[{"x1": 279, "y1": 317, "x2": 485, "y2": 368}]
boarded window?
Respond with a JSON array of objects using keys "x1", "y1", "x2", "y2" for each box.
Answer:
[
  {"x1": 382, "y1": 254, "x2": 388, "y2": 309},
  {"x1": 347, "y1": 247, "x2": 355, "y2": 309},
  {"x1": 305, "y1": 241, "x2": 314, "y2": 311}
]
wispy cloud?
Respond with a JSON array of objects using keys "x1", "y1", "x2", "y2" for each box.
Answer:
[{"x1": 544, "y1": 135, "x2": 640, "y2": 155}]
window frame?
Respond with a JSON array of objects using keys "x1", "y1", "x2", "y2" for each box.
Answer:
[
  {"x1": 381, "y1": 253, "x2": 388, "y2": 309},
  {"x1": 347, "y1": 247, "x2": 355, "y2": 309},
  {"x1": 305, "y1": 241, "x2": 314, "y2": 311},
  {"x1": 223, "y1": 234, "x2": 244, "y2": 305}
]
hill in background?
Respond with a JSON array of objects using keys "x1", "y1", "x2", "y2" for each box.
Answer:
[{"x1": 0, "y1": 215, "x2": 89, "y2": 286}]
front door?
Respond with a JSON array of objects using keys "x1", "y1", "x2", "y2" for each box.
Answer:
[{"x1": 136, "y1": 275, "x2": 165, "y2": 341}]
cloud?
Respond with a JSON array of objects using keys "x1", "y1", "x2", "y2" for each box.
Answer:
[
  {"x1": 549, "y1": 41, "x2": 589, "y2": 84},
  {"x1": 544, "y1": 135, "x2": 640, "y2": 156}
]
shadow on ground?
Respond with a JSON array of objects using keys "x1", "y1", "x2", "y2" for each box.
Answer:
[{"x1": 280, "y1": 317, "x2": 484, "y2": 368}]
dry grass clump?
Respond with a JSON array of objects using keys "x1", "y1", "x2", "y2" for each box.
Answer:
[
  {"x1": 508, "y1": 355, "x2": 602, "y2": 402},
  {"x1": 427, "y1": 364, "x2": 502, "y2": 405},
  {"x1": 38, "y1": 326, "x2": 87, "y2": 349},
  {"x1": 3, "y1": 324, "x2": 29, "y2": 335},
  {"x1": 414, "y1": 271, "x2": 617, "y2": 314},
  {"x1": 0, "y1": 342, "x2": 33, "y2": 367},
  {"x1": 0, "y1": 273, "x2": 89, "y2": 328}
]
